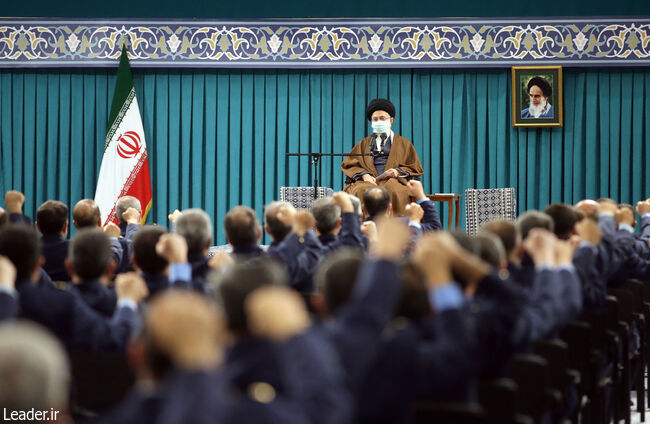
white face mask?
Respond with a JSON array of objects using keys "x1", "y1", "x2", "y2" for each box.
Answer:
[{"x1": 371, "y1": 120, "x2": 391, "y2": 134}]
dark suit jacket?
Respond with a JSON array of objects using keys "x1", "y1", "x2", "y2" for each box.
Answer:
[
  {"x1": 69, "y1": 279, "x2": 117, "y2": 317},
  {"x1": 15, "y1": 277, "x2": 138, "y2": 352},
  {"x1": 41, "y1": 234, "x2": 71, "y2": 282},
  {"x1": 0, "y1": 291, "x2": 17, "y2": 320}
]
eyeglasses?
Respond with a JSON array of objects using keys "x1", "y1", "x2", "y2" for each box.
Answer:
[{"x1": 371, "y1": 115, "x2": 391, "y2": 122}]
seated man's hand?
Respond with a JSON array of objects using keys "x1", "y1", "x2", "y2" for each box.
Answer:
[
  {"x1": 103, "y1": 223, "x2": 121, "y2": 238},
  {"x1": 168, "y1": 209, "x2": 182, "y2": 223},
  {"x1": 405, "y1": 202, "x2": 424, "y2": 223},
  {"x1": 331, "y1": 192, "x2": 354, "y2": 213},
  {"x1": 123, "y1": 207, "x2": 141, "y2": 225},
  {"x1": 4, "y1": 190, "x2": 25, "y2": 214},
  {"x1": 156, "y1": 234, "x2": 189, "y2": 264},
  {"x1": 361, "y1": 174, "x2": 377, "y2": 185},
  {"x1": 115, "y1": 272, "x2": 149, "y2": 303},
  {"x1": 406, "y1": 180, "x2": 425, "y2": 200},
  {"x1": 385, "y1": 168, "x2": 400, "y2": 178}
]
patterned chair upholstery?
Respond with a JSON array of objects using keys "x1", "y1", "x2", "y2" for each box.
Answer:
[
  {"x1": 465, "y1": 188, "x2": 517, "y2": 235},
  {"x1": 280, "y1": 186, "x2": 334, "y2": 210}
]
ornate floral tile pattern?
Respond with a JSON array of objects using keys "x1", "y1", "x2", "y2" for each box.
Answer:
[{"x1": 0, "y1": 18, "x2": 648, "y2": 67}]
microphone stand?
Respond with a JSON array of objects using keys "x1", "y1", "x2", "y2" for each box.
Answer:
[{"x1": 285, "y1": 152, "x2": 376, "y2": 199}]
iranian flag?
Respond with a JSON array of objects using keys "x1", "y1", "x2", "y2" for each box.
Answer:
[{"x1": 95, "y1": 45, "x2": 152, "y2": 226}]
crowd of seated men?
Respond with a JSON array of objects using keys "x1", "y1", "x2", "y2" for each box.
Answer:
[{"x1": 1, "y1": 182, "x2": 650, "y2": 424}]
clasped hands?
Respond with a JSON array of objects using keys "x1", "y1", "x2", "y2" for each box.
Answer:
[{"x1": 362, "y1": 168, "x2": 400, "y2": 185}]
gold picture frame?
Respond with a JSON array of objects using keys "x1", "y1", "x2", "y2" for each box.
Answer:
[{"x1": 512, "y1": 66, "x2": 563, "y2": 127}]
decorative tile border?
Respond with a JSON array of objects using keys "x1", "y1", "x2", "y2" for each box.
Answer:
[{"x1": 0, "y1": 18, "x2": 649, "y2": 68}]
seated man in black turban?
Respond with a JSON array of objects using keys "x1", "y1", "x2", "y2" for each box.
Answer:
[
  {"x1": 521, "y1": 76, "x2": 553, "y2": 119},
  {"x1": 341, "y1": 98, "x2": 423, "y2": 216}
]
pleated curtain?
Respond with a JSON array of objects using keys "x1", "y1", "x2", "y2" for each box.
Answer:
[{"x1": 1, "y1": 68, "x2": 649, "y2": 244}]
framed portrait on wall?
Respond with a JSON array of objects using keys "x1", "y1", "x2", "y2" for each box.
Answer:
[{"x1": 512, "y1": 66, "x2": 563, "y2": 127}]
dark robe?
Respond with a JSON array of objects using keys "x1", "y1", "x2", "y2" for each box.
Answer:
[{"x1": 341, "y1": 134, "x2": 423, "y2": 216}]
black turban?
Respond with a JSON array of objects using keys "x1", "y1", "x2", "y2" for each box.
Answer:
[
  {"x1": 365, "y1": 98, "x2": 396, "y2": 121},
  {"x1": 527, "y1": 77, "x2": 552, "y2": 98}
]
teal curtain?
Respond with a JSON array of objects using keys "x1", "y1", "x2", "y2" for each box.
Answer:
[{"x1": 1, "y1": 68, "x2": 649, "y2": 244}]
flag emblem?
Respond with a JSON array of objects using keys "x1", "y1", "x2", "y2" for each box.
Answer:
[{"x1": 116, "y1": 131, "x2": 142, "y2": 159}]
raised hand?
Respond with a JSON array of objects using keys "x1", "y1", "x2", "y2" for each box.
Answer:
[
  {"x1": 4, "y1": 190, "x2": 25, "y2": 214},
  {"x1": 360, "y1": 221, "x2": 377, "y2": 242},
  {"x1": 575, "y1": 218, "x2": 602, "y2": 245},
  {"x1": 115, "y1": 272, "x2": 149, "y2": 303},
  {"x1": 0, "y1": 255, "x2": 16, "y2": 290},
  {"x1": 406, "y1": 180, "x2": 425, "y2": 200},
  {"x1": 168, "y1": 209, "x2": 182, "y2": 223},
  {"x1": 405, "y1": 202, "x2": 424, "y2": 223},
  {"x1": 156, "y1": 233, "x2": 189, "y2": 263},
  {"x1": 372, "y1": 218, "x2": 411, "y2": 260},
  {"x1": 123, "y1": 207, "x2": 141, "y2": 225},
  {"x1": 208, "y1": 252, "x2": 234, "y2": 272},
  {"x1": 103, "y1": 223, "x2": 121, "y2": 238},
  {"x1": 292, "y1": 210, "x2": 315, "y2": 237},
  {"x1": 331, "y1": 191, "x2": 354, "y2": 213},
  {"x1": 522, "y1": 228, "x2": 556, "y2": 266}
]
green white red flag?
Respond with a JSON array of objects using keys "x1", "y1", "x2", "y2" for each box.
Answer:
[{"x1": 94, "y1": 45, "x2": 152, "y2": 225}]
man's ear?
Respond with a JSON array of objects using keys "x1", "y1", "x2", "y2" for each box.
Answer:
[
  {"x1": 31, "y1": 256, "x2": 46, "y2": 283},
  {"x1": 62, "y1": 220, "x2": 69, "y2": 237},
  {"x1": 310, "y1": 293, "x2": 329, "y2": 318},
  {"x1": 390, "y1": 117, "x2": 394, "y2": 125},
  {"x1": 335, "y1": 217, "x2": 342, "y2": 230},
  {"x1": 264, "y1": 225, "x2": 272, "y2": 239},
  {"x1": 387, "y1": 203, "x2": 393, "y2": 217},
  {"x1": 362, "y1": 205, "x2": 368, "y2": 218},
  {"x1": 64, "y1": 257, "x2": 74, "y2": 278},
  {"x1": 35, "y1": 221, "x2": 41, "y2": 234},
  {"x1": 97, "y1": 217, "x2": 102, "y2": 228},
  {"x1": 104, "y1": 259, "x2": 117, "y2": 279},
  {"x1": 257, "y1": 226, "x2": 263, "y2": 242},
  {"x1": 130, "y1": 254, "x2": 141, "y2": 273}
]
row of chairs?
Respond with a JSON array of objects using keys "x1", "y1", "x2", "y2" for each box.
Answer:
[{"x1": 415, "y1": 280, "x2": 650, "y2": 424}]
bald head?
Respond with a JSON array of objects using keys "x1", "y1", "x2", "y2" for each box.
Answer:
[
  {"x1": 224, "y1": 206, "x2": 261, "y2": 247},
  {"x1": 0, "y1": 321, "x2": 69, "y2": 411},
  {"x1": 363, "y1": 186, "x2": 391, "y2": 218},
  {"x1": 73, "y1": 199, "x2": 101, "y2": 229},
  {"x1": 146, "y1": 291, "x2": 222, "y2": 371}
]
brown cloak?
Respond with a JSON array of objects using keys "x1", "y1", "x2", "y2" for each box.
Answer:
[{"x1": 341, "y1": 134, "x2": 423, "y2": 216}]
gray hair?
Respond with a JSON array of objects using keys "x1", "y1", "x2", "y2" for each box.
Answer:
[
  {"x1": 516, "y1": 210, "x2": 554, "y2": 240},
  {"x1": 311, "y1": 198, "x2": 341, "y2": 235},
  {"x1": 263, "y1": 201, "x2": 293, "y2": 241},
  {"x1": 0, "y1": 321, "x2": 69, "y2": 410},
  {"x1": 115, "y1": 196, "x2": 142, "y2": 224},
  {"x1": 174, "y1": 208, "x2": 213, "y2": 254}
]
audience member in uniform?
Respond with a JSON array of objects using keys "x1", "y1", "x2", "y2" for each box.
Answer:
[
  {"x1": 36, "y1": 200, "x2": 71, "y2": 282},
  {"x1": 66, "y1": 229, "x2": 118, "y2": 317}
]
